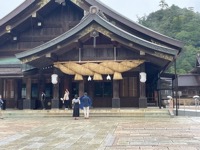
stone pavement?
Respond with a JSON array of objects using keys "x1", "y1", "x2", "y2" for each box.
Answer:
[
  {"x1": 0, "y1": 115, "x2": 200, "y2": 150},
  {"x1": 174, "y1": 106, "x2": 200, "y2": 117}
]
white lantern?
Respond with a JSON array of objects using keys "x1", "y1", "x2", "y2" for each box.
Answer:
[
  {"x1": 140, "y1": 72, "x2": 146, "y2": 83},
  {"x1": 51, "y1": 74, "x2": 58, "y2": 84}
]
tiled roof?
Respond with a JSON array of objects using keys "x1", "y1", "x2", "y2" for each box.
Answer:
[{"x1": 178, "y1": 74, "x2": 200, "y2": 86}]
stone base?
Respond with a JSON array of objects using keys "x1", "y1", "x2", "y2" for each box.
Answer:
[
  {"x1": 112, "y1": 98, "x2": 120, "y2": 108},
  {"x1": 23, "y1": 99, "x2": 31, "y2": 109},
  {"x1": 139, "y1": 97, "x2": 147, "y2": 108},
  {"x1": 51, "y1": 99, "x2": 59, "y2": 109}
]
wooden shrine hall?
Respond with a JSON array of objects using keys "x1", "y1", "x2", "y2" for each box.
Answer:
[{"x1": 0, "y1": 0, "x2": 183, "y2": 109}]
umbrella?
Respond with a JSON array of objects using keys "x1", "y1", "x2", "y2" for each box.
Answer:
[
  {"x1": 193, "y1": 95, "x2": 199, "y2": 98},
  {"x1": 167, "y1": 96, "x2": 172, "y2": 99}
]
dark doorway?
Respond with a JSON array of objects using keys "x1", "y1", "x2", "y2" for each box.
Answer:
[
  {"x1": 93, "y1": 81, "x2": 112, "y2": 107},
  {"x1": 31, "y1": 83, "x2": 38, "y2": 109},
  {"x1": 45, "y1": 83, "x2": 53, "y2": 109},
  {"x1": 71, "y1": 82, "x2": 79, "y2": 98}
]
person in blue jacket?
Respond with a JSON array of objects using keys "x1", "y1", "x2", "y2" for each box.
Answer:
[{"x1": 80, "y1": 92, "x2": 92, "y2": 119}]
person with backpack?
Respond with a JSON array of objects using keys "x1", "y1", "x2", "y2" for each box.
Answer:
[{"x1": 0, "y1": 95, "x2": 4, "y2": 119}]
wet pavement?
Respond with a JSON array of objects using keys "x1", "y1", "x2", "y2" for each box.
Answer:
[{"x1": 0, "y1": 114, "x2": 200, "y2": 150}]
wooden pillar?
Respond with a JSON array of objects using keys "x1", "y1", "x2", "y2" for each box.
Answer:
[
  {"x1": 51, "y1": 68, "x2": 60, "y2": 109},
  {"x1": 40, "y1": 76, "x2": 45, "y2": 95},
  {"x1": 139, "y1": 65, "x2": 147, "y2": 108},
  {"x1": 51, "y1": 83, "x2": 60, "y2": 109},
  {"x1": 23, "y1": 77, "x2": 32, "y2": 109},
  {"x1": 16, "y1": 79, "x2": 23, "y2": 109},
  {"x1": 79, "y1": 81, "x2": 84, "y2": 97},
  {"x1": 39, "y1": 72, "x2": 46, "y2": 109},
  {"x1": 88, "y1": 81, "x2": 94, "y2": 98},
  {"x1": 0, "y1": 78, "x2": 3, "y2": 97},
  {"x1": 139, "y1": 82, "x2": 147, "y2": 108},
  {"x1": 87, "y1": 81, "x2": 94, "y2": 107},
  {"x1": 14, "y1": 79, "x2": 19, "y2": 109},
  {"x1": 112, "y1": 80, "x2": 120, "y2": 108},
  {"x1": 3, "y1": 79, "x2": 6, "y2": 98}
]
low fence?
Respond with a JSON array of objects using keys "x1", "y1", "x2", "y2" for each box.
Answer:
[{"x1": 174, "y1": 98, "x2": 200, "y2": 117}]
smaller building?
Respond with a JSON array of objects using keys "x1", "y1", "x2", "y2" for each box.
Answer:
[{"x1": 178, "y1": 55, "x2": 200, "y2": 98}]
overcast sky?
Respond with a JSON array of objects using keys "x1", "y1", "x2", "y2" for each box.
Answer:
[{"x1": 0, "y1": 0, "x2": 200, "y2": 21}]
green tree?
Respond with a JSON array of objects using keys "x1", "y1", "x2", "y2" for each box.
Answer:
[
  {"x1": 159, "y1": 0, "x2": 169, "y2": 9},
  {"x1": 138, "y1": 5, "x2": 200, "y2": 74}
]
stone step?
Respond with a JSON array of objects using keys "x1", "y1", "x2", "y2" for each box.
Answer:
[{"x1": 2, "y1": 108, "x2": 171, "y2": 118}]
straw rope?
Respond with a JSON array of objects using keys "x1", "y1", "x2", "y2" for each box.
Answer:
[
  {"x1": 93, "y1": 73, "x2": 103, "y2": 80},
  {"x1": 64, "y1": 62, "x2": 94, "y2": 76},
  {"x1": 54, "y1": 60, "x2": 144, "y2": 80},
  {"x1": 82, "y1": 63, "x2": 114, "y2": 74},
  {"x1": 74, "y1": 74, "x2": 83, "y2": 80},
  {"x1": 113, "y1": 72, "x2": 123, "y2": 80},
  {"x1": 54, "y1": 63, "x2": 75, "y2": 75},
  {"x1": 120, "y1": 60, "x2": 144, "y2": 68},
  {"x1": 100, "y1": 61, "x2": 131, "y2": 72}
]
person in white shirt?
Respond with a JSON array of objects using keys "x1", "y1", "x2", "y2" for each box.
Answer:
[
  {"x1": 41, "y1": 92, "x2": 46, "y2": 109},
  {"x1": 63, "y1": 89, "x2": 70, "y2": 110}
]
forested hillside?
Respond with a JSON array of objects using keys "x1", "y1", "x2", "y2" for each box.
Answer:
[{"x1": 137, "y1": 2, "x2": 200, "y2": 74}]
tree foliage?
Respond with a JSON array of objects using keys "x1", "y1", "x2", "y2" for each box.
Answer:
[
  {"x1": 138, "y1": 3, "x2": 200, "y2": 74},
  {"x1": 159, "y1": 0, "x2": 169, "y2": 9}
]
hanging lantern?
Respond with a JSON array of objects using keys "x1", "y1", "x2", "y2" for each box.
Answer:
[
  {"x1": 140, "y1": 72, "x2": 146, "y2": 83},
  {"x1": 51, "y1": 74, "x2": 58, "y2": 84}
]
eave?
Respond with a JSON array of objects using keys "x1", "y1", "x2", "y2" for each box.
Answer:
[
  {"x1": 0, "y1": 0, "x2": 36, "y2": 26},
  {"x1": 0, "y1": 64, "x2": 23, "y2": 78},
  {"x1": 0, "y1": 0, "x2": 59, "y2": 45},
  {"x1": 178, "y1": 74, "x2": 200, "y2": 87},
  {"x1": 0, "y1": 0, "x2": 184, "y2": 52}
]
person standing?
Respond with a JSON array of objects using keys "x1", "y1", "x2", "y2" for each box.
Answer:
[
  {"x1": 63, "y1": 89, "x2": 70, "y2": 110},
  {"x1": 81, "y1": 92, "x2": 92, "y2": 119},
  {"x1": 72, "y1": 94, "x2": 80, "y2": 120},
  {"x1": 0, "y1": 95, "x2": 4, "y2": 119},
  {"x1": 41, "y1": 92, "x2": 46, "y2": 110}
]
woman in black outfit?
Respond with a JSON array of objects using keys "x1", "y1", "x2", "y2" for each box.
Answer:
[{"x1": 72, "y1": 95, "x2": 80, "y2": 120}]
